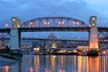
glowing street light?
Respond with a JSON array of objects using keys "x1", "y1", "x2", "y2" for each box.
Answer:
[
  {"x1": 102, "y1": 51, "x2": 106, "y2": 54},
  {"x1": 44, "y1": 20, "x2": 50, "y2": 27},
  {"x1": 92, "y1": 17, "x2": 96, "y2": 21},
  {"x1": 29, "y1": 21, "x2": 35, "y2": 27},
  {"x1": 73, "y1": 20, "x2": 79, "y2": 25},
  {"x1": 44, "y1": 19, "x2": 50, "y2": 25},
  {"x1": 17, "y1": 19, "x2": 21, "y2": 28},
  {"x1": 34, "y1": 47, "x2": 40, "y2": 52},
  {"x1": 58, "y1": 21, "x2": 64, "y2": 25},
  {"x1": 44, "y1": 21, "x2": 49, "y2": 25},
  {"x1": 92, "y1": 23, "x2": 95, "y2": 27},
  {"x1": 5, "y1": 24, "x2": 9, "y2": 28},
  {"x1": 11, "y1": 17, "x2": 17, "y2": 22},
  {"x1": 30, "y1": 22, "x2": 33, "y2": 25}
]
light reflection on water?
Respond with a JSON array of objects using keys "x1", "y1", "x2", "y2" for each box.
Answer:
[{"x1": 0, "y1": 55, "x2": 108, "y2": 72}]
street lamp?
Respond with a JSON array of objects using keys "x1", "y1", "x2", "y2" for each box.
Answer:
[
  {"x1": 92, "y1": 17, "x2": 96, "y2": 21},
  {"x1": 5, "y1": 23, "x2": 9, "y2": 28},
  {"x1": 11, "y1": 17, "x2": 17, "y2": 22},
  {"x1": 30, "y1": 22, "x2": 33, "y2": 25}
]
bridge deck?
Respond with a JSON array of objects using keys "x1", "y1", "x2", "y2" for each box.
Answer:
[{"x1": 0, "y1": 27, "x2": 108, "y2": 33}]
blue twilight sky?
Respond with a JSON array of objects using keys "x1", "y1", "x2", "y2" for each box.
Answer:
[{"x1": 0, "y1": 0, "x2": 108, "y2": 39}]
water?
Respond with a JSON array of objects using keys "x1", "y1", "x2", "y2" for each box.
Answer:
[{"x1": 0, "y1": 55, "x2": 108, "y2": 72}]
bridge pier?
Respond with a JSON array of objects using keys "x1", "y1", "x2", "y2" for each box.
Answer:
[
  {"x1": 9, "y1": 17, "x2": 21, "y2": 50},
  {"x1": 18, "y1": 31, "x2": 21, "y2": 48},
  {"x1": 88, "y1": 16, "x2": 99, "y2": 55}
]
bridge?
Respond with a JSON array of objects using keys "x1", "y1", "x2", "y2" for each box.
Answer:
[{"x1": 0, "y1": 16, "x2": 108, "y2": 55}]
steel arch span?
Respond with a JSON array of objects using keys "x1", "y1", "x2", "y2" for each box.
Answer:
[{"x1": 21, "y1": 17, "x2": 88, "y2": 28}]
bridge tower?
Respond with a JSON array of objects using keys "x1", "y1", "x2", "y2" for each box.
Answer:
[
  {"x1": 9, "y1": 17, "x2": 21, "y2": 50},
  {"x1": 89, "y1": 16, "x2": 98, "y2": 50}
]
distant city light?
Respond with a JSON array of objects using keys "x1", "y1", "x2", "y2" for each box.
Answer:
[
  {"x1": 51, "y1": 42, "x2": 57, "y2": 48},
  {"x1": 73, "y1": 50, "x2": 77, "y2": 53},
  {"x1": 89, "y1": 24, "x2": 91, "y2": 27},
  {"x1": 102, "y1": 51, "x2": 106, "y2": 54},
  {"x1": 34, "y1": 47, "x2": 40, "y2": 52}
]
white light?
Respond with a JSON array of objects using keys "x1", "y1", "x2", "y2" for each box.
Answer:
[
  {"x1": 62, "y1": 21, "x2": 64, "y2": 24},
  {"x1": 92, "y1": 23, "x2": 95, "y2": 26},
  {"x1": 34, "y1": 47, "x2": 40, "y2": 52},
  {"x1": 17, "y1": 24, "x2": 20, "y2": 28},
  {"x1": 73, "y1": 50, "x2": 77, "y2": 53},
  {"x1": 92, "y1": 17, "x2": 96, "y2": 20},
  {"x1": 58, "y1": 21, "x2": 61, "y2": 24},
  {"x1": 5, "y1": 24, "x2": 9, "y2": 27},
  {"x1": 73, "y1": 21, "x2": 79, "y2": 25},
  {"x1": 89, "y1": 24, "x2": 91, "y2": 27},
  {"x1": 58, "y1": 21, "x2": 64, "y2": 24},
  {"x1": 30, "y1": 22, "x2": 33, "y2": 25},
  {"x1": 44, "y1": 21, "x2": 49, "y2": 25},
  {"x1": 52, "y1": 42, "x2": 57, "y2": 48},
  {"x1": 52, "y1": 55, "x2": 56, "y2": 58},
  {"x1": 12, "y1": 18, "x2": 16, "y2": 22}
]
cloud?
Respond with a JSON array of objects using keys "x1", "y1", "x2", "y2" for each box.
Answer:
[
  {"x1": 17, "y1": 0, "x2": 99, "y2": 20},
  {"x1": 0, "y1": 0, "x2": 107, "y2": 38},
  {"x1": 0, "y1": 0, "x2": 16, "y2": 2},
  {"x1": 0, "y1": 0, "x2": 107, "y2": 25},
  {"x1": 85, "y1": 0, "x2": 108, "y2": 5},
  {"x1": 84, "y1": 0, "x2": 108, "y2": 15}
]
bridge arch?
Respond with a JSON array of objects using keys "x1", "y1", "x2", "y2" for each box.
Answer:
[{"x1": 21, "y1": 17, "x2": 88, "y2": 28}]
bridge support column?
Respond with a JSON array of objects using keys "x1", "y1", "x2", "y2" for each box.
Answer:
[
  {"x1": 18, "y1": 31, "x2": 21, "y2": 48},
  {"x1": 9, "y1": 17, "x2": 20, "y2": 50},
  {"x1": 89, "y1": 16, "x2": 98, "y2": 50}
]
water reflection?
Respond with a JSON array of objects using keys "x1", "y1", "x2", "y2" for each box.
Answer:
[
  {"x1": 0, "y1": 55, "x2": 108, "y2": 72},
  {"x1": 4, "y1": 66, "x2": 9, "y2": 72},
  {"x1": 89, "y1": 56, "x2": 100, "y2": 72}
]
